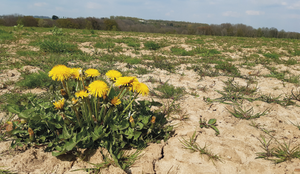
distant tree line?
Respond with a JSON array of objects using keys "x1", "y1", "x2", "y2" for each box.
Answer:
[{"x1": 0, "y1": 14, "x2": 299, "y2": 39}]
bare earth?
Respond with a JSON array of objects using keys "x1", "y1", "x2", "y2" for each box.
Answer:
[{"x1": 1, "y1": 33, "x2": 300, "y2": 174}]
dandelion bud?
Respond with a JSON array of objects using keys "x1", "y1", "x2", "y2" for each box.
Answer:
[
  {"x1": 150, "y1": 116, "x2": 156, "y2": 129},
  {"x1": 151, "y1": 116, "x2": 156, "y2": 124},
  {"x1": 28, "y1": 128, "x2": 35, "y2": 141},
  {"x1": 60, "y1": 89, "x2": 68, "y2": 99},
  {"x1": 129, "y1": 116, "x2": 136, "y2": 128}
]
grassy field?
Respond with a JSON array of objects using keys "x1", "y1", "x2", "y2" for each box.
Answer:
[{"x1": 1, "y1": 26, "x2": 300, "y2": 173}]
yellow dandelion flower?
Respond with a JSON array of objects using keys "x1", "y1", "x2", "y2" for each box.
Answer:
[
  {"x1": 53, "y1": 98, "x2": 65, "y2": 110},
  {"x1": 49, "y1": 65, "x2": 72, "y2": 81},
  {"x1": 72, "y1": 98, "x2": 78, "y2": 105},
  {"x1": 111, "y1": 96, "x2": 121, "y2": 106},
  {"x1": 151, "y1": 116, "x2": 156, "y2": 124},
  {"x1": 135, "y1": 82, "x2": 149, "y2": 96},
  {"x1": 88, "y1": 80, "x2": 109, "y2": 97},
  {"x1": 85, "y1": 69, "x2": 100, "y2": 78},
  {"x1": 70, "y1": 68, "x2": 82, "y2": 80},
  {"x1": 114, "y1": 76, "x2": 138, "y2": 87},
  {"x1": 75, "y1": 90, "x2": 89, "y2": 99},
  {"x1": 106, "y1": 70, "x2": 122, "y2": 81}
]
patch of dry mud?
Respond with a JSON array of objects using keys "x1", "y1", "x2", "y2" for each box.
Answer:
[{"x1": 2, "y1": 62, "x2": 300, "y2": 173}]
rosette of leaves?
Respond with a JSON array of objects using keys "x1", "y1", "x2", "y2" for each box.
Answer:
[{"x1": 6, "y1": 67, "x2": 173, "y2": 170}]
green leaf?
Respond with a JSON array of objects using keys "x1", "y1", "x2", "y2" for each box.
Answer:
[
  {"x1": 11, "y1": 129, "x2": 27, "y2": 135},
  {"x1": 7, "y1": 105, "x2": 20, "y2": 114},
  {"x1": 210, "y1": 125, "x2": 220, "y2": 135},
  {"x1": 119, "y1": 120, "x2": 129, "y2": 130},
  {"x1": 18, "y1": 108, "x2": 36, "y2": 119},
  {"x1": 133, "y1": 131, "x2": 142, "y2": 140},
  {"x1": 65, "y1": 139, "x2": 77, "y2": 151},
  {"x1": 208, "y1": 119, "x2": 217, "y2": 125},
  {"x1": 62, "y1": 125, "x2": 72, "y2": 139},
  {"x1": 52, "y1": 150, "x2": 67, "y2": 156},
  {"x1": 137, "y1": 122, "x2": 144, "y2": 129},
  {"x1": 48, "y1": 142, "x2": 53, "y2": 147},
  {"x1": 141, "y1": 115, "x2": 151, "y2": 125}
]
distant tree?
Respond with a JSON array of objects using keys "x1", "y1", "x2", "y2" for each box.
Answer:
[
  {"x1": 269, "y1": 27, "x2": 278, "y2": 38},
  {"x1": 21, "y1": 16, "x2": 38, "y2": 27},
  {"x1": 256, "y1": 28, "x2": 263, "y2": 37},
  {"x1": 52, "y1": 15, "x2": 59, "y2": 20},
  {"x1": 278, "y1": 29, "x2": 286, "y2": 38},
  {"x1": 0, "y1": 19, "x2": 5, "y2": 26},
  {"x1": 104, "y1": 19, "x2": 119, "y2": 31}
]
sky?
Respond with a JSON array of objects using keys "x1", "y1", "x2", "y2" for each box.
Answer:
[{"x1": 1, "y1": 0, "x2": 300, "y2": 32}]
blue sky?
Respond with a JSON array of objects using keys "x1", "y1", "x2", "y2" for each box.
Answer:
[{"x1": 1, "y1": 0, "x2": 300, "y2": 32}]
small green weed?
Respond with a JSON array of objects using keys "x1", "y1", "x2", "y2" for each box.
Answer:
[
  {"x1": 285, "y1": 58, "x2": 297, "y2": 65},
  {"x1": 256, "y1": 133, "x2": 300, "y2": 164},
  {"x1": 16, "y1": 71, "x2": 56, "y2": 89},
  {"x1": 215, "y1": 62, "x2": 240, "y2": 76},
  {"x1": 223, "y1": 78, "x2": 257, "y2": 96},
  {"x1": 50, "y1": 26, "x2": 63, "y2": 36},
  {"x1": 16, "y1": 50, "x2": 39, "y2": 57},
  {"x1": 179, "y1": 131, "x2": 221, "y2": 164},
  {"x1": 135, "y1": 67, "x2": 150, "y2": 75},
  {"x1": 199, "y1": 117, "x2": 220, "y2": 135},
  {"x1": 153, "y1": 80, "x2": 186, "y2": 99},
  {"x1": 226, "y1": 105, "x2": 270, "y2": 120},
  {"x1": 0, "y1": 29, "x2": 14, "y2": 42},
  {"x1": 144, "y1": 41, "x2": 161, "y2": 50},
  {"x1": 171, "y1": 47, "x2": 194, "y2": 56},
  {"x1": 94, "y1": 42, "x2": 115, "y2": 49},
  {"x1": 40, "y1": 40, "x2": 81, "y2": 53}
]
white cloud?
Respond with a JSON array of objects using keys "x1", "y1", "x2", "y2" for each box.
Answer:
[
  {"x1": 55, "y1": 7, "x2": 64, "y2": 11},
  {"x1": 246, "y1": 10, "x2": 265, "y2": 15},
  {"x1": 86, "y1": 2, "x2": 102, "y2": 9},
  {"x1": 286, "y1": 14, "x2": 300, "y2": 19},
  {"x1": 250, "y1": 0, "x2": 286, "y2": 5},
  {"x1": 34, "y1": 2, "x2": 47, "y2": 7},
  {"x1": 287, "y1": 2, "x2": 300, "y2": 9},
  {"x1": 165, "y1": 10, "x2": 174, "y2": 16},
  {"x1": 222, "y1": 11, "x2": 240, "y2": 17}
]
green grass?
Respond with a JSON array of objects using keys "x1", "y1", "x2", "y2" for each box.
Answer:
[
  {"x1": 16, "y1": 50, "x2": 39, "y2": 57},
  {"x1": 226, "y1": 105, "x2": 270, "y2": 120},
  {"x1": 94, "y1": 42, "x2": 115, "y2": 49},
  {"x1": 0, "y1": 29, "x2": 14, "y2": 42},
  {"x1": 16, "y1": 71, "x2": 56, "y2": 89},
  {"x1": 40, "y1": 40, "x2": 81, "y2": 53},
  {"x1": 153, "y1": 81, "x2": 186, "y2": 99},
  {"x1": 144, "y1": 41, "x2": 161, "y2": 50}
]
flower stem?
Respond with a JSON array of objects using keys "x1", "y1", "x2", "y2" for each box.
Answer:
[
  {"x1": 72, "y1": 106, "x2": 82, "y2": 127},
  {"x1": 122, "y1": 93, "x2": 138, "y2": 115}
]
